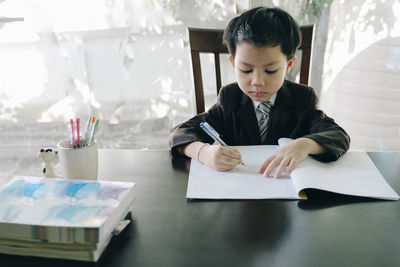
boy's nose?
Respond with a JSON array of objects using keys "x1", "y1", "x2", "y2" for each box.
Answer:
[{"x1": 251, "y1": 70, "x2": 266, "y2": 86}]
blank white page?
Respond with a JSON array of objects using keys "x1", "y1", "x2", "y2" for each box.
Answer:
[
  {"x1": 291, "y1": 151, "x2": 400, "y2": 200},
  {"x1": 186, "y1": 145, "x2": 299, "y2": 199}
]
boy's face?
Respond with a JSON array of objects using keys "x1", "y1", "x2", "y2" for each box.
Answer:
[{"x1": 229, "y1": 41, "x2": 295, "y2": 102}]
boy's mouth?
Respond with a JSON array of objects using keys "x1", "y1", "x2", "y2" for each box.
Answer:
[{"x1": 250, "y1": 91, "x2": 268, "y2": 97}]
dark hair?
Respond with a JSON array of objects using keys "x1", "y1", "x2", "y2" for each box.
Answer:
[{"x1": 223, "y1": 7, "x2": 301, "y2": 60}]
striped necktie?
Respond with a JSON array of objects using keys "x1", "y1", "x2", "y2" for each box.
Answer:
[{"x1": 257, "y1": 101, "x2": 273, "y2": 138}]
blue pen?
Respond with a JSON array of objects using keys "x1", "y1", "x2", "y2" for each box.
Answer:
[
  {"x1": 200, "y1": 122, "x2": 245, "y2": 165},
  {"x1": 200, "y1": 122, "x2": 227, "y2": 146}
]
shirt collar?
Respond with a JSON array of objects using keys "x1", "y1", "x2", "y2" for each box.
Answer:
[{"x1": 252, "y1": 92, "x2": 277, "y2": 110}]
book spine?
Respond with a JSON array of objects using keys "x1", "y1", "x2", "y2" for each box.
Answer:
[{"x1": 0, "y1": 223, "x2": 99, "y2": 243}]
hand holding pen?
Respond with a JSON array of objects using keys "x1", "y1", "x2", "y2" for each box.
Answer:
[{"x1": 199, "y1": 122, "x2": 245, "y2": 166}]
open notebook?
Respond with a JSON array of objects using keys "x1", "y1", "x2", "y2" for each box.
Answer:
[{"x1": 187, "y1": 140, "x2": 399, "y2": 200}]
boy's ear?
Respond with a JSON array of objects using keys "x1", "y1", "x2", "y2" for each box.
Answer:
[
  {"x1": 285, "y1": 56, "x2": 296, "y2": 75},
  {"x1": 229, "y1": 56, "x2": 235, "y2": 67}
]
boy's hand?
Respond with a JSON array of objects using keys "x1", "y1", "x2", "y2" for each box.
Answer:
[
  {"x1": 199, "y1": 144, "x2": 243, "y2": 171},
  {"x1": 183, "y1": 141, "x2": 242, "y2": 171},
  {"x1": 259, "y1": 138, "x2": 325, "y2": 178}
]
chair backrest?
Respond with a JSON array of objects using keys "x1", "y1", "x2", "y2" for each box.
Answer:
[{"x1": 188, "y1": 25, "x2": 314, "y2": 114}]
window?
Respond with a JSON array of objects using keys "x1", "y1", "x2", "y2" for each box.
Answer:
[{"x1": 1, "y1": 0, "x2": 399, "y2": 180}]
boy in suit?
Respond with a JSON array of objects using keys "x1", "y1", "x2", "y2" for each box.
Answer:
[{"x1": 169, "y1": 7, "x2": 350, "y2": 178}]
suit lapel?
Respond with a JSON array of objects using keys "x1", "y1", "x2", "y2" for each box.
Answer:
[
  {"x1": 266, "y1": 81, "x2": 294, "y2": 144},
  {"x1": 237, "y1": 93, "x2": 260, "y2": 144}
]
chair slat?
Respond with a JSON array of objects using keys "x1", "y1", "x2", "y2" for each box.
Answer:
[
  {"x1": 190, "y1": 50, "x2": 205, "y2": 114},
  {"x1": 214, "y1": 53, "x2": 222, "y2": 94}
]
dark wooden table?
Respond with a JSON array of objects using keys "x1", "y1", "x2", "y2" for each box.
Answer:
[{"x1": 1, "y1": 150, "x2": 400, "y2": 267}]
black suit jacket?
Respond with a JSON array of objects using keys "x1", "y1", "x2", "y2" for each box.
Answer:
[{"x1": 169, "y1": 80, "x2": 350, "y2": 162}]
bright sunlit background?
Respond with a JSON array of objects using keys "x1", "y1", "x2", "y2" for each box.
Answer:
[{"x1": 0, "y1": 0, "x2": 399, "y2": 180}]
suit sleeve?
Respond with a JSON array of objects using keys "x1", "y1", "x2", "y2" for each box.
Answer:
[
  {"x1": 302, "y1": 89, "x2": 350, "y2": 162},
  {"x1": 168, "y1": 90, "x2": 227, "y2": 158}
]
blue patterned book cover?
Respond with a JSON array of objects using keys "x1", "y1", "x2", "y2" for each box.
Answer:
[{"x1": 0, "y1": 177, "x2": 135, "y2": 243}]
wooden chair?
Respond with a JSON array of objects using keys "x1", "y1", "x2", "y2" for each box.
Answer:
[{"x1": 188, "y1": 25, "x2": 314, "y2": 114}]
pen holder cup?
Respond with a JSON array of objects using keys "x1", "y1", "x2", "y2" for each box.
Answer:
[{"x1": 57, "y1": 139, "x2": 98, "y2": 180}]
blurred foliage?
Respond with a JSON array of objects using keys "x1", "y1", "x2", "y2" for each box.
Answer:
[
  {"x1": 150, "y1": 0, "x2": 213, "y2": 15},
  {"x1": 149, "y1": 0, "x2": 334, "y2": 26},
  {"x1": 297, "y1": 0, "x2": 333, "y2": 24},
  {"x1": 273, "y1": 0, "x2": 333, "y2": 24}
]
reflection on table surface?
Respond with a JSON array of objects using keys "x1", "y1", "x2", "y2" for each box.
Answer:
[{"x1": 0, "y1": 150, "x2": 399, "y2": 267}]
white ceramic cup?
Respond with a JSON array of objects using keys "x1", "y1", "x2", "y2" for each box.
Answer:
[{"x1": 57, "y1": 139, "x2": 98, "y2": 180}]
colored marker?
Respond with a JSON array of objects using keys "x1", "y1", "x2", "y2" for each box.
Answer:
[
  {"x1": 70, "y1": 119, "x2": 76, "y2": 148},
  {"x1": 83, "y1": 116, "x2": 92, "y2": 146},
  {"x1": 87, "y1": 116, "x2": 96, "y2": 146},
  {"x1": 76, "y1": 118, "x2": 80, "y2": 148},
  {"x1": 89, "y1": 119, "x2": 99, "y2": 146}
]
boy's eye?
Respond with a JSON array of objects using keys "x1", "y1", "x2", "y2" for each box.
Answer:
[
  {"x1": 265, "y1": 69, "x2": 278, "y2": 74},
  {"x1": 239, "y1": 69, "x2": 279, "y2": 74},
  {"x1": 240, "y1": 69, "x2": 252, "y2": 74}
]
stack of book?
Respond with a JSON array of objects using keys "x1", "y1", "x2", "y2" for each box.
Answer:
[{"x1": 0, "y1": 176, "x2": 135, "y2": 261}]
